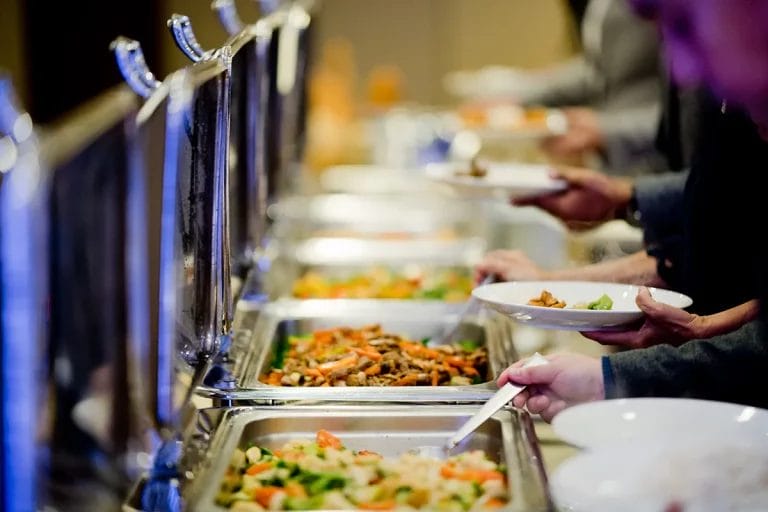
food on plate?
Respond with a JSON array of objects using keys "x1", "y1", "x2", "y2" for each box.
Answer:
[
  {"x1": 572, "y1": 294, "x2": 614, "y2": 311},
  {"x1": 527, "y1": 290, "x2": 566, "y2": 308},
  {"x1": 292, "y1": 268, "x2": 472, "y2": 301},
  {"x1": 217, "y1": 430, "x2": 509, "y2": 510},
  {"x1": 260, "y1": 324, "x2": 488, "y2": 387},
  {"x1": 527, "y1": 291, "x2": 614, "y2": 310},
  {"x1": 454, "y1": 158, "x2": 488, "y2": 179}
]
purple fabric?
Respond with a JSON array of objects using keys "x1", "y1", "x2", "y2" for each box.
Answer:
[{"x1": 627, "y1": 0, "x2": 768, "y2": 125}]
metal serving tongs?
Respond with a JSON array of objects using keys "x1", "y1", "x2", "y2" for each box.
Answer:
[{"x1": 416, "y1": 353, "x2": 549, "y2": 459}]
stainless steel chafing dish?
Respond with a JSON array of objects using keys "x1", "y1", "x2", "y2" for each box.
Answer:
[
  {"x1": 200, "y1": 299, "x2": 518, "y2": 403},
  {"x1": 262, "y1": 238, "x2": 485, "y2": 301},
  {"x1": 123, "y1": 405, "x2": 552, "y2": 511},
  {"x1": 268, "y1": 194, "x2": 485, "y2": 240}
]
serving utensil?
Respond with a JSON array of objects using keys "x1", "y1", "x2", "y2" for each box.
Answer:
[{"x1": 414, "y1": 352, "x2": 549, "y2": 458}]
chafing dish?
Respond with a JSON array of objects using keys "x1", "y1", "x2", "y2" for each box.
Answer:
[
  {"x1": 201, "y1": 299, "x2": 518, "y2": 403},
  {"x1": 0, "y1": 77, "x2": 50, "y2": 512},
  {"x1": 268, "y1": 194, "x2": 485, "y2": 240},
  {"x1": 261, "y1": 237, "x2": 485, "y2": 300},
  {"x1": 125, "y1": 405, "x2": 552, "y2": 511}
]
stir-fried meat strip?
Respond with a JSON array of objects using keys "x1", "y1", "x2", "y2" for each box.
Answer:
[
  {"x1": 527, "y1": 290, "x2": 566, "y2": 308},
  {"x1": 260, "y1": 324, "x2": 488, "y2": 387}
]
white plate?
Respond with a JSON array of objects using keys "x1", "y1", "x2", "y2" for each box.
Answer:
[
  {"x1": 424, "y1": 161, "x2": 566, "y2": 200},
  {"x1": 552, "y1": 436, "x2": 768, "y2": 512},
  {"x1": 472, "y1": 281, "x2": 692, "y2": 331},
  {"x1": 551, "y1": 398, "x2": 768, "y2": 449}
]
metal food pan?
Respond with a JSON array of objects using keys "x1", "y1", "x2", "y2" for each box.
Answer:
[
  {"x1": 258, "y1": 237, "x2": 486, "y2": 301},
  {"x1": 202, "y1": 299, "x2": 517, "y2": 403},
  {"x1": 178, "y1": 405, "x2": 553, "y2": 511},
  {"x1": 264, "y1": 257, "x2": 477, "y2": 301},
  {"x1": 267, "y1": 194, "x2": 486, "y2": 240}
]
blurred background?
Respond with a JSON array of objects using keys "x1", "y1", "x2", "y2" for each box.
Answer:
[{"x1": 0, "y1": 0, "x2": 577, "y2": 122}]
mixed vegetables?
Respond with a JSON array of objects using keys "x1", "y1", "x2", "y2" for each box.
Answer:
[
  {"x1": 292, "y1": 268, "x2": 472, "y2": 301},
  {"x1": 527, "y1": 290, "x2": 614, "y2": 311},
  {"x1": 260, "y1": 325, "x2": 488, "y2": 387},
  {"x1": 217, "y1": 430, "x2": 509, "y2": 511}
]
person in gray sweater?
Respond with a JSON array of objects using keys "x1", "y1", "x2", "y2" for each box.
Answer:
[{"x1": 494, "y1": 0, "x2": 768, "y2": 421}]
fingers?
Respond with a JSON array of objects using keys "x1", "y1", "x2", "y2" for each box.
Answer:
[
  {"x1": 511, "y1": 389, "x2": 530, "y2": 409},
  {"x1": 526, "y1": 394, "x2": 551, "y2": 415},
  {"x1": 636, "y1": 287, "x2": 690, "y2": 322},
  {"x1": 580, "y1": 329, "x2": 639, "y2": 346},
  {"x1": 512, "y1": 193, "x2": 556, "y2": 207},
  {"x1": 549, "y1": 166, "x2": 594, "y2": 186},
  {"x1": 498, "y1": 362, "x2": 558, "y2": 386},
  {"x1": 635, "y1": 286, "x2": 660, "y2": 313}
]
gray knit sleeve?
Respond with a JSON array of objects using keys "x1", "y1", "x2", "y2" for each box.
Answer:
[{"x1": 603, "y1": 321, "x2": 768, "y2": 408}]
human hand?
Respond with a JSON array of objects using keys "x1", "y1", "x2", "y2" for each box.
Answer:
[
  {"x1": 498, "y1": 353, "x2": 604, "y2": 422},
  {"x1": 541, "y1": 107, "x2": 604, "y2": 158},
  {"x1": 474, "y1": 249, "x2": 545, "y2": 284},
  {"x1": 581, "y1": 287, "x2": 705, "y2": 348},
  {"x1": 513, "y1": 166, "x2": 634, "y2": 225}
]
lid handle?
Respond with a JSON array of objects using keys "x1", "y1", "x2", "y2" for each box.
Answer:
[
  {"x1": 110, "y1": 36, "x2": 160, "y2": 98},
  {"x1": 211, "y1": 0, "x2": 244, "y2": 36},
  {"x1": 167, "y1": 14, "x2": 206, "y2": 63}
]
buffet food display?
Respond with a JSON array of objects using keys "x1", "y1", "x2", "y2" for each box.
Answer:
[
  {"x1": 217, "y1": 430, "x2": 509, "y2": 510},
  {"x1": 291, "y1": 268, "x2": 473, "y2": 301},
  {"x1": 259, "y1": 324, "x2": 488, "y2": 387},
  {"x1": 173, "y1": 406, "x2": 551, "y2": 512}
]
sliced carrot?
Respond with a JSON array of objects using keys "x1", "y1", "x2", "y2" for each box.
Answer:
[
  {"x1": 304, "y1": 368, "x2": 322, "y2": 378},
  {"x1": 462, "y1": 366, "x2": 479, "y2": 377},
  {"x1": 245, "y1": 462, "x2": 273, "y2": 475},
  {"x1": 486, "y1": 498, "x2": 506, "y2": 508},
  {"x1": 431, "y1": 370, "x2": 440, "y2": 386},
  {"x1": 364, "y1": 364, "x2": 381, "y2": 376},
  {"x1": 253, "y1": 486, "x2": 282, "y2": 507},
  {"x1": 445, "y1": 356, "x2": 467, "y2": 367},
  {"x1": 266, "y1": 372, "x2": 283, "y2": 385},
  {"x1": 273, "y1": 449, "x2": 283, "y2": 457},
  {"x1": 317, "y1": 355, "x2": 358, "y2": 374},
  {"x1": 401, "y1": 342, "x2": 420, "y2": 355},
  {"x1": 457, "y1": 469, "x2": 505, "y2": 483},
  {"x1": 420, "y1": 347, "x2": 440, "y2": 359},
  {"x1": 284, "y1": 481, "x2": 307, "y2": 498},
  {"x1": 440, "y1": 464, "x2": 457, "y2": 478},
  {"x1": 392, "y1": 374, "x2": 420, "y2": 386},
  {"x1": 314, "y1": 330, "x2": 336, "y2": 344},
  {"x1": 358, "y1": 499, "x2": 396, "y2": 510},
  {"x1": 352, "y1": 347, "x2": 383, "y2": 361},
  {"x1": 316, "y1": 429, "x2": 343, "y2": 449}
]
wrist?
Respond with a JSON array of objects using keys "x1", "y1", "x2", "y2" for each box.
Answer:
[
  {"x1": 691, "y1": 314, "x2": 711, "y2": 339},
  {"x1": 612, "y1": 179, "x2": 636, "y2": 221}
]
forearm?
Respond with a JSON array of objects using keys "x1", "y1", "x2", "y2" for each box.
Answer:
[
  {"x1": 700, "y1": 300, "x2": 760, "y2": 338},
  {"x1": 544, "y1": 251, "x2": 663, "y2": 286},
  {"x1": 604, "y1": 320, "x2": 768, "y2": 408},
  {"x1": 516, "y1": 57, "x2": 596, "y2": 107}
]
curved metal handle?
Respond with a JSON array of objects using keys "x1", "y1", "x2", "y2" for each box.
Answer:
[
  {"x1": 211, "y1": 0, "x2": 244, "y2": 36},
  {"x1": 167, "y1": 14, "x2": 206, "y2": 63},
  {"x1": 257, "y1": 0, "x2": 283, "y2": 15},
  {"x1": 110, "y1": 36, "x2": 161, "y2": 98}
]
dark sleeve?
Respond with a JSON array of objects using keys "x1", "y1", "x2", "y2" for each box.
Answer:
[
  {"x1": 603, "y1": 320, "x2": 768, "y2": 408},
  {"x1": 632, "y1": 171, "x2": 689, "y2": 289},
  {"x1": 633, "y1": 171, "x2": 688, "y2": 240}
]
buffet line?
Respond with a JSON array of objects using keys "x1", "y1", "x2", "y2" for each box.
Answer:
[{"x1": 0, "y1": 1, "x2": 558, "y2": 510}]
